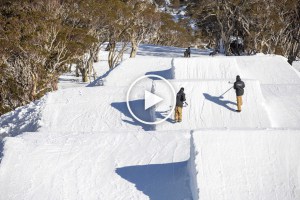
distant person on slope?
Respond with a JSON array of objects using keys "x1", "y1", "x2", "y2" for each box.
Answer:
[
  {"x1": 233, "y1": 75, "x2": 245, "y2": 112},
  {"x1": 175, "y1": 87, "x2": 186, "y2": 122},
  {"x1": 186, "y1": 47, "x2": 191, "y2": 57}
]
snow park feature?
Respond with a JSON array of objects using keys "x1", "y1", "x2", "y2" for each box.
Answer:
[{"x1": 0, "y1": 45, "x2": 300, "y2": 200}]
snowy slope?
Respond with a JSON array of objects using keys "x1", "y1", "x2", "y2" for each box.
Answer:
[
  {"x1": 0, "y1": 96, "x2": 46, "y2": 137},
  {"x1": 261, "y1": 85, "x2": 300, "y2": 128},
  {"x1": 293, "y1": 61, "x2": 300, "y2": 73},
  {"x1": 39, "y1": 86, "x2": 154, "y2": 132},
  {"x1": 155, "y1": 80, "x2": 271, "y2": 130},
  {"x1": 0, "y1": 44, "x2": 300, "y2": 200},
  {"x1": 236, "y1": 55, "x2": 300, "y2": 84},
  {"x1": 104, "y1": 57, "x2": 173, "y2": 87},
  {"x1": 191, "y1": 130, "x2": 300, "y2": 200},
  {"x1": 173, "y1": 57, "x2": 240, "y2": 80},
  {"x1": 0, "y1": 131, "x2": 191, "y2": 200},
  {"x1": 170, "y1": 55, "x2": 300, "y2": 129}
]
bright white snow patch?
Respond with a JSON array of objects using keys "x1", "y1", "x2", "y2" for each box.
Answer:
[
  {"x1": 0, "y1": 131, "x2": 191, "y2": 200},
  {"x1": 173, "y1": 57, "x2": 239, "y2": 80},
  {"x1": 236, "y1": 55, "x2": 300, "y2": 84},
  {"x1": 39, "y1": 87, "x2": 154, "y2": 132},
  {"x1": 191, "y1": 129, "x2": 300, "y2": 200}
]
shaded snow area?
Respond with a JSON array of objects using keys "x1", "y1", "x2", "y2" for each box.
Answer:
[
  {"x1": 190, "y1": 130, "x2": 300, "y2": 200},
  {"x1": 0, "y1": 44, "x2": 300, "y2": 200}
]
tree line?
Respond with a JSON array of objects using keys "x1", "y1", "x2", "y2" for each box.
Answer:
[
  {"x1": 186, "y1": 0, "x2": 299, "y2": 62},
  {"x1": 0, "y1": 0, "x2": 191, "y2": 115}
]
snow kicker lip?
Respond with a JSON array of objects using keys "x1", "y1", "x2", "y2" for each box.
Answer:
[{"x1": 126, "y1": 75, "x2": 176, "y2": 125}]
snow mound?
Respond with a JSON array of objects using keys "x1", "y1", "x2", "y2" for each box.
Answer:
[
  {"x1": 191, "y1": 129, "x2": 300, "y2": 200},
  {"x1": 261, "y1": 84, "x2": 300, "y2": 128},
  {"x1": 0, "y1": 131, "x2": 191, "y2": 200},
  {"x1": 104, "y1": 57, "x2": 173, "y2": 87},
  {"x1": 236, "y1": 55, "x2": 300, "y2": 84},
  {"x1": 173, "y1": 57, "x2": 239, "y2": 80},
  {"x1": 0, "y1": 96, "x2": 46, "y2": 137},
  {"x1": 39, "y1": 87, "x2": 154, "y2": 133},
  {"x1": 154, "y1": 80, "x2": 271, "y2": 130}
]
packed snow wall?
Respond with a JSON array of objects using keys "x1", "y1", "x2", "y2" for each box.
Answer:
[
  {"x1": 190, "y1": 129, "x2": 300, "y2": 200},
  {"x1": 172, "y1": 55, "x2": 300, "y2": 84},
  {"x1": 188, "y1": 132, "x2": 199, "y2": 200},
  {"x1": 173, "y1": 57, "x2": 239, "y2": 80},
  {"x1": 0, "y1": 131, "x2": 192, "y2": 200},
  {"x1": 236, "y1": 56, "x2": 300, "y2": 84}
]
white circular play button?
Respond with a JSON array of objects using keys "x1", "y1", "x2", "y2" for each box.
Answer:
[
  {"x1": 144, "y1": 90, "x2": 163, "y2": 110},
  {"x1": 126, "y1": 75, "x2": 176, "y2": 125}
]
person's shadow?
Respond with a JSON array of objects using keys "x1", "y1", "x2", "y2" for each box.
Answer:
[
  {"x1": 155, "y1": 109, "x2": 175, "y2": 123},
  {"x1": 203, "y1": 93, "x2": 237, "y2": 112}
]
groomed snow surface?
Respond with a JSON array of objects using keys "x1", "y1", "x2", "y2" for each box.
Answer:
[{"x1": 0, "y1": 45, "x2": 300, "y2": 200}]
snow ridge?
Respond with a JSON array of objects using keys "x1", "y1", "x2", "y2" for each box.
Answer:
[{"x1": 0, "y1": 95, "x2": 47, "y2": 138}]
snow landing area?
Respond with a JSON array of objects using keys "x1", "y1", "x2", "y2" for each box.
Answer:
[
  {"x1": 0, "y1": 131, "x2": 191, "y2": 200},
  {"x1": 190, "y1": 130, "x2": 300, "y2": 200},
  {"x1": 0, "y1": 44, "x2": 300, "y2": 200}
]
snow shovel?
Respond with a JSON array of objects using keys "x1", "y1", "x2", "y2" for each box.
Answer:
[{"x1": 219, "y1": 86, "x2": 233, "y2": 98}]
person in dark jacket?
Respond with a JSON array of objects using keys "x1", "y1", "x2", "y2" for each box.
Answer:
[
  {"x1": 184, "y1": 49, "x2": 188, "y2": 57},
  {"x1": 186, "y1": 47, "x2": 191, "y2": 57},
  {"x1": 233, "y1": 75, "x2": 245, "y2": 112},
  {"x1": 175, "y1": 87, "x2": 186, "y2": 122}
]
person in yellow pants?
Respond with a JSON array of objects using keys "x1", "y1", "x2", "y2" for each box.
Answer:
[
  {"x1": 233, "y1": 75, "x2": 245, "y2": 112},
  {"x1": 175, "y1": 87, "x2": 186, "y2": 122},
  {"x1": 175, "y1": 106, "x2": 182, "y2": 122},
  {"x1": 236, "y1": 96, "x2": 243, "y2": 111}
]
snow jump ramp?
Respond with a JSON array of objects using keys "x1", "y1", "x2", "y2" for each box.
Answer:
[
  {"x1": 0, "y1": 131, "x2": 192, "y2": 200},
  {"x1": 173, "y1": 57, "x2": 240, "y2": 80},
  {"x1": 39, "y1": 86, "x2": 155, "y2": 133}
]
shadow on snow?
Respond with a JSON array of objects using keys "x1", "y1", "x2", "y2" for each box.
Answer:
[
  {"x1": 0, "y1": 140, "x2": 3, "y2": 163},
  {"x1": 155, "y1": 109, "x2": 175, "y2": 124},
  {"x1": 87, "y1": 69, "x2": 113, "y2": 87},
  {"x1": 111, "y1": 99, "x2": 155, "y2": 131},
  {"x1": 203, "y1": 93, "x2": 237, "y2": 112},
  {"x1": 116, "y1": 161, "x2": 192, "y2": 200},
  {"x1": 145, "y1": 68, "x2": 174, "y2": 80}
]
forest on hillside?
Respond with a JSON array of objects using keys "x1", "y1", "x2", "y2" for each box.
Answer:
[
  {"x1": 0, "y1": 0, "x2": 191, "y2": 115},
  {"x1": 0, "y1": 0, "x2": 299, "y2": 115}
]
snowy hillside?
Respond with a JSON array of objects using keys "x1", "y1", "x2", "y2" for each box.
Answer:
[{"x1": 0, "y1": 45, "x2": 300, "y2": 200}]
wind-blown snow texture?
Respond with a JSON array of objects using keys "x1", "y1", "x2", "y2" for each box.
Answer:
[{"x1": 0, "y1": 44, "x2": 299, "y2": 200}]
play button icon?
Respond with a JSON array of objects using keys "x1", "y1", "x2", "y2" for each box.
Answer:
[
  {"x1": 144, "y1": 91, "x2": 163, "y2": 110},
  {"x1": 127, "y1": 75, "x2": 176, "y2": 125}
]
